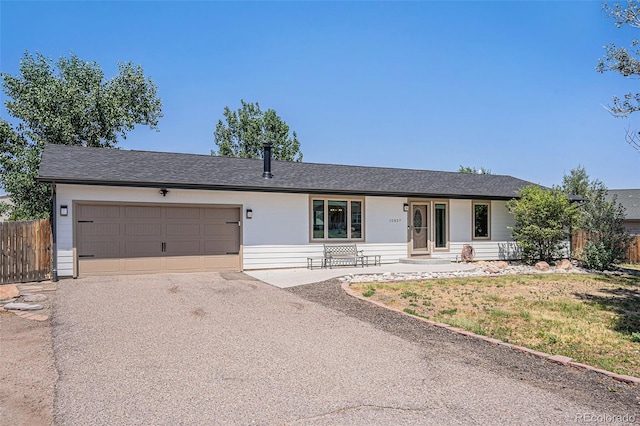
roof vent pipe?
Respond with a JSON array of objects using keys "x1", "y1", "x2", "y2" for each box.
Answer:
[{"x1": 262, "y1": 142, "x2": 273, "y2": 179}]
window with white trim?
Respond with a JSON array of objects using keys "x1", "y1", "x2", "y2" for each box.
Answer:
[{"x1": 311, "y1": 198, "x2": 363, "y2": 240}]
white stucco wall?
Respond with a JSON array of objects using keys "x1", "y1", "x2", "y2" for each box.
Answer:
[
  {"x1": 449, "y1": 199, "x2": 472, "y2": 243},
  {"x1": 365, "y1": 196, "x2": 407, "y2": 244},
  {"x1": 54, "y1": 184, "x2": 521, "y2": 276}
]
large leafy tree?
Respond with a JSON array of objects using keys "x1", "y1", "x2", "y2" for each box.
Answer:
[
  {"x1": 598, "y1": 1, "x2": 640, "y2": 151},
  {"x1": 562, "y1": 166, "x2": 631, "y2": 270},
  {"x1": 506, "y1": 185, "x2": 578, "y2": 263},
  {"x1": 0, "y1": 52, "x2": 163, "y2": 219},
  {"x1": 212, "y1": 100, "x2": 302, "y2": 161}
]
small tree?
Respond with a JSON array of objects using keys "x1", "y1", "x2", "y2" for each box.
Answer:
[
  {"x1": 562, "y1": 166, "x2": 631, "y2": 270},
  {"x1": 561, "y1": 165, "x2": 590, "y2": 198},
  {"x1": 581, "y1": 189, "x2": 630, "y2": 270},
  {"x1": 507, "y1": 185, "x2": 577, "y2": 263},
  {"x1": 458, "y1": 165, "x2": 492, "y2": 174},
  {"x1": 212, "y1": 100, "x2": 302, "y2": 161}
]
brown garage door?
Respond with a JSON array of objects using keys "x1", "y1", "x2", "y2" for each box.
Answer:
[{"x1": 76, "y1": 203, "x2": 241, "y2": 276}]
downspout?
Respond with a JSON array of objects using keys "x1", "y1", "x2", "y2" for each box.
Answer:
[{"x1": 51, "y1": 183, "x2": 58, "y2": 282}]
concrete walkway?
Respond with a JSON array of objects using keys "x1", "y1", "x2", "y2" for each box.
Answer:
[{"x1": 245, "y1": 262, "x2": 477, "y2": 288}]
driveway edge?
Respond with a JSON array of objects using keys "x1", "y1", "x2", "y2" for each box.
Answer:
[{"x1": 341, "y1": 281, "x2": 640, "y2": 386}]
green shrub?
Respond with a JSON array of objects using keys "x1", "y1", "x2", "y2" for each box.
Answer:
[
  {"x1": 507, "y1": 185, "x2": 577, "y2": 263},
  {"x1": 583, "y1": 240, "x2": 613, "y2": 271}
]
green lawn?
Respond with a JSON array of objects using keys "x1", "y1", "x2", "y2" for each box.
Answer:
[{"x1": 352, "y1": 273, "x2": 640, "y2": 377}]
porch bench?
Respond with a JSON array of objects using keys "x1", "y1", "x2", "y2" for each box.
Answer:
[
  {"x1": 306, "y1": 256, "x2": 326, "y2": 270},
  {"x1": 323, "y1": 244, "x2": 365, "y2": 268}
]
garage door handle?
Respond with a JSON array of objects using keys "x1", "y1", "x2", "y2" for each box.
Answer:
[
  {"x1": 78, "y1": 220, "x2": 94, "y2": 223},
  {"x1": 79, "y1": 255, "x2": 94, "y2": 258},
  {"x1": 161, "y1": 242, "x2": 166, "y2": 252}
]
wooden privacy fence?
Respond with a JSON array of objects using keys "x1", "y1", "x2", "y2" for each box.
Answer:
[
  {"x1": 0, "y1": 219, "x2": 52, "y2": 284},
  {"x1": 572, "y1": 230, "x2": 640, "y2": 264}
]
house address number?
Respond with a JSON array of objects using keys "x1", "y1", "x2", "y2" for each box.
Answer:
[{"x1": 389, "y1": 218, "x2": 402, "y2": 223}]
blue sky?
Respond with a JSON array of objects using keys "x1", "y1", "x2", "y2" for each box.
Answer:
[{"x1": 1, "y1": 1, "x2": 639, "y2": 189}]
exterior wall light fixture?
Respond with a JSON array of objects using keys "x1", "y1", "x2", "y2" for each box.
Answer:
[
  {"x1": 60, "y1": 205, "x2": 68, "y2": 216},
  {"x1": 246, "y1": 209, "x2": 253, "y2": 219},
  {"x1": 159, "y1": 188, "x2": 169, "y2": 197},
  {"x1": 403, "y1": 203, "x2": 409, "y2": 212}
]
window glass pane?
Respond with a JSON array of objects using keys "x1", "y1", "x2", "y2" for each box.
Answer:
[
  {"x1": 474, "y1": 204, "x2": 489, "y2": 238},
  {"x1": 351, "y1": 201, "x2": 362, "y2": 239},
  {"x1": 328, "y1": 200, "x2": 347, "y2": 239},
  {"x1": 312, "y1": 200, "x2": 325, "y2": 239},
  {"x1": 435, "y1": 203, "x2": 447, "y2": 248}
]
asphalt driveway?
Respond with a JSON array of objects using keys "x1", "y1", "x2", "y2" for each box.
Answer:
[{"x1": 52, "y1": 273, "x2": 639, "y2": 425}]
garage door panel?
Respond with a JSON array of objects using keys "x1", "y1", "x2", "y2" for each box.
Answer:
[
  {"x1": 165, "y1": 256, "x2": 203, "y2": 271},
  {"x1": 165, "y1": 241, "x2": 202, "y2": 255},
  {"x1": 202, "y1": 255, "x2": 239, "y2": 271},
  {"x1": 124, "y1": 206, "x2": 162, "y2": 219},
  {"x1": 203, "y1": 208, "x2": 239, "y2": 221},
  {"x1": 125, "y1": 223, "x2": 163, "y2": 237},
  {"x1": 204, "y1": 239, "x2": 238, "y2": 254},
  {"x1": 124, "y1": 241, "x2": 163, "y2": 257},
  {"x1": 166, "y1": 223, "x2": 201, "y2": 236},
  {"x1": 77, "y1": 204, "x2": 241, "y2": 275},
  {"x1": 77, "y1": 222, "x2": 120, "y2": 237},
  {"x1": 166, "y1": 207, "x2": 201, "y2": 220},
  {"x1": 79, "y1": 241, "x2": 121, "y2": 258},
  {"x1": 77, "y1": 204, "x2": 120, "y2": 219},
  {"x1": 203, "y1": 223, "x2": 239, "y2": 237},
  {"x1": 79, "y1": 259, "x2": 123, "y2": 274},
  {"x1": 123, "y1": 258, "x2": 164, "y2": 273}
]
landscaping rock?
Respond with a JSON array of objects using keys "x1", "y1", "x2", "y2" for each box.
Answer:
[
  {"x1": 22, "y1": 294, "x2": 48, "y2": 303},
  {"x1": 484, "y1": 261, "x2": 509, "y2": 274},
  {"x1": 343, "y1": 261, "x2": 590, "y2": 284},
  {"x1": 555, "y1": 259, "x2": 572, "y2": 271},
  {"x1": 534, "y1": 261, "x2": 550, "y2": 272},
  {"x1": 493, "y1": 261, "x2": 509, "y2": 270},
  {"x1": 484, "y1": 265, "x2": 502, "y2": 274},
  {"x1": 0, "y1": 284, "x2": 20, "y2": 301},
  {"x1": 3, "y1": 302, "x2": 44, "y2": 311}
]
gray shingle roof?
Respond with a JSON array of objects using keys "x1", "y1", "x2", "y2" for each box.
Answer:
[
  {"x1": 606, "y1": 189, "x2": 640, "y2": 220},
  {"x1": 38, "y1": 144, "x2": 537, "y2": 199}
]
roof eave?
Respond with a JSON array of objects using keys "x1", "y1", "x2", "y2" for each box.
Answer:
[{"x1": 38, "y1": 177, "x2": 520, "y2": 200}]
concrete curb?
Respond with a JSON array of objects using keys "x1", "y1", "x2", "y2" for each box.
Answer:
[{"x1": 341, "y1": 281, "x2": 640, "y2": 386}]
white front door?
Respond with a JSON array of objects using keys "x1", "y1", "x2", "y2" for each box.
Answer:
[{"x1": 410, "y1": 203, "x2": 429, "y2": 255}]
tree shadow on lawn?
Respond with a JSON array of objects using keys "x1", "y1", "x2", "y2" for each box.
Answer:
[{"x1": 574, "y1": 274, "x2": 640, "y2": 336}]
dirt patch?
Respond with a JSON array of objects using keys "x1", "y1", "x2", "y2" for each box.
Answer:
[
  {"x1": 0, "y1": 286, "x2": 57, "y2": 426},
  {"x1": 191, "y1": 307, "x2": 207, "y2": 317}
]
